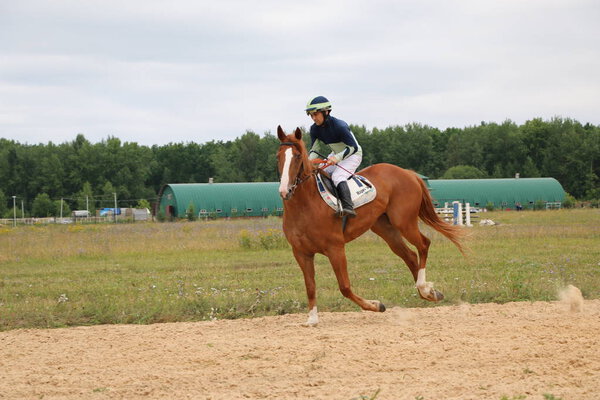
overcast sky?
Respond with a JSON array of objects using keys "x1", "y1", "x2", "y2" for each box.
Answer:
[{"x1": 1, "y1": 0, "x2": 599, "y2": 146}]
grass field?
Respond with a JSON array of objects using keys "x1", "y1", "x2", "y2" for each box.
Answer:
[{"x1": 1, "y1": 209, "x2": 599, "y2": 331}]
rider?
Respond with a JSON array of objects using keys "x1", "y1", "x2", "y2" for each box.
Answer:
[{"x1": 305, "y1": 96, "x2": 362, "y2": 217}]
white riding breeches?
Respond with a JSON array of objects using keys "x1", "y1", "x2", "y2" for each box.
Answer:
[{"x1": 324, "y1": 153, "x2": 362, "y2": 186}]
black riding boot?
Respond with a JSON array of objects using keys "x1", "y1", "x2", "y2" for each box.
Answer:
[{"x1": 336, "y1": 181, "x2": 356, "y2": 217}]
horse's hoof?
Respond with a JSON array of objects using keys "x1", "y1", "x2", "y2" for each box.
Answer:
[
  {"x1": 378, "y1": 302, "x2": 386, "y2": 312},
  {"x1": 433, "y1": 289, "x2": 444, "y2": 301}
]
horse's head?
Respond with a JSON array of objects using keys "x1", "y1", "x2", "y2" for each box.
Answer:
[{"x1": 277, "y1": 125, "x2": 311, "y2": 200}]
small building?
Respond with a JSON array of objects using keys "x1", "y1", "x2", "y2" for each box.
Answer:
[
  {"x1": 130, "y1": 208, "x2": 151, "y2": 221},
  {"x1": 72, "y1": 210, "x2": 91, "y2": 218},
  {"x1": 428, "y1": 177, "x2": 566, "y2": 210},
  {"x1": 157, "y1": 182, "x2": 283, "y2": 219}
]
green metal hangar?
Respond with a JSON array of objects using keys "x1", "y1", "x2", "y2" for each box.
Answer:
[
  {"x1": 157, "y1": 183, "x2": 282, "y2": 218},
  {"x1": 157, "y1": 177, "x2": 566, "y2": 218},
  {"x1": 428, "y1": 178, "x2": 566, "y2": 210}
]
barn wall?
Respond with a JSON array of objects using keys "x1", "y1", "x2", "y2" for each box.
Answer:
[
  {"x1": 428, "y1": 178, "x2": 565, "y2": 209},
  {"x1": 158, "y1": 183, "x2": 283, "y2": 218},
  {"x1": 158, "y1": 177, "x2": 566, "y2": 218}
]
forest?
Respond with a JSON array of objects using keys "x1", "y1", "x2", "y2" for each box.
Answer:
[{"x1": 1, "y1": 117, "x2": 599, "y2": 217}]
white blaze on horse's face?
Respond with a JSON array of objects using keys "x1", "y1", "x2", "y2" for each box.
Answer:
[{"x1": 278, "y1": 147, "x2": 293, "y2": 199}]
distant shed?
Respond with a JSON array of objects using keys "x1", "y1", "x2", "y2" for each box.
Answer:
[
  {"x1": 428, "y1": 178, "x2": 566, "y2": 209},
  {"x1": 157, "y1": 183, "x2": 282, "y2": 218}
]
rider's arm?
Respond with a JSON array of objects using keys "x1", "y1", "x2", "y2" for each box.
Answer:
[
  {"x1": 308, "y1": 138, "x2": 325, "y2": 160},
  {"x1": 330, "y1": 124, "x2": 360, "y2": 163}
]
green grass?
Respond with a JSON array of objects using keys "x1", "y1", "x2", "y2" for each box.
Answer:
[{"x1": 1, "y1": 209, "x2": 599, "y2": 331}]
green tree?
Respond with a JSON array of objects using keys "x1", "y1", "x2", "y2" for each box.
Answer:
[
  {"x1": 0, "y1": 189, "x2": 7, "y2": 216},
  {"x1": 479, "y1": 120, "x2": 524, "y2": 177},
  {"x1": 75, "y1": 182, "x2": 95, "y2": 211},
  {"x1": 538, "y1": 118, "x2": 592, "y2": 197},
  {"x1": 32, "y1": 193, "x2": 55, "y2": 217},
  {"x1": 53, "y1": 199, "x2": 71, "y2": 217},
  {"x1": 211, "y1": 142, "x2": 243, "y2": 182},
  {"x1": 441, "y1": 165, "x2": 488, "y2": 179},
  {"x1": 186, "y1": 202, "x2": 197, "y2": 221},
  {"x1": 100, "y1": 181, "x2": 116, "y2": 208},
  {"x1": 445, "y1": 126, "x2": 485, "y2": 171},
  {"x1": 136, "y1": 199, "x2": 151, "y2": 209}
]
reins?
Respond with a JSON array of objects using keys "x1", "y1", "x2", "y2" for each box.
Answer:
[{"x1": 310, "y1": 150, "x2": 357, "y2": 178}]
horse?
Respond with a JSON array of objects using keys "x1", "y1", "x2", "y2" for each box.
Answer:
[{"x1": 276, "y1": 126, "x2": 465, "y2": 326}]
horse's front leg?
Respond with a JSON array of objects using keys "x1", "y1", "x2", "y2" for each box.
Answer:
[
  {"x1": 292, "y1": 249, "x2": 319, "y2": 326},
  {"x1": 326, "y1": 245, "x2": 386, "y2": 313},
  {"x1": 416, "y1": 267, "x2": 444, "y2": 302}
]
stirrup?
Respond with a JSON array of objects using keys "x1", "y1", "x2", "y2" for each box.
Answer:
[{"x1": 340, "y1": 208, "x2": 356, "y2": 218}]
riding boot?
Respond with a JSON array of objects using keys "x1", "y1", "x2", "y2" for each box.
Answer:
[{"x1": 336, "y1": 181, "x2": 357, "y2": 217}]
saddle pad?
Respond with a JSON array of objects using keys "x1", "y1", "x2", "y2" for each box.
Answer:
[{"x1": 315, "y1": 174, "x2": 377, "y2": 211}]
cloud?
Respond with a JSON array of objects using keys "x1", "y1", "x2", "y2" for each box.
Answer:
[{"x1": 1, "y1": 0, "x2": 599, "y2": 145}]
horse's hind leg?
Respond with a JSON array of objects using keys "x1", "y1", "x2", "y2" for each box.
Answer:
[
  {"x1": 292, "y1": 249, "x2": 319, "y2": 326},
  {"x1": 371, "y1": 214, "x2": 443, "y2": 302},
  {"x1": 325, "y1": 245, "x2": 386, "y2": 313}
]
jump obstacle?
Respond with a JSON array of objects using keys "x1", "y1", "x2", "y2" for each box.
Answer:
[{"x1": 435, "y1": 201, "x2": 478, "y2": 227}]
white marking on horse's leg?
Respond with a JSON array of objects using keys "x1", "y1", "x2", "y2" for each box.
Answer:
[
  {"x1": 303, "y1": 306, "x2": 319, "y2": 327},
  {"x1": 278, "y1": 148, "x2": 292, "y2": 198},
  {"x1": 416, "y1": 268, "x2": 434, "y2": 298}
]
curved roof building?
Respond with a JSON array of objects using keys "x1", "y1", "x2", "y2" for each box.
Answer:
[
  {"x1": 157, "y1": 177, "x2": 566, "y2": 218},
  {"x1": 428, "y1": 178, "x2": 565, "y2": 209},
  {"x1": 157, "y1": 182, "x2": 282, "y2": 218}
]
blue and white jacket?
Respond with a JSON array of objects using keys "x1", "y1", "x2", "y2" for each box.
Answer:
[{"x1": 308, "y1": 116, "x2": 362, "y2": 163}]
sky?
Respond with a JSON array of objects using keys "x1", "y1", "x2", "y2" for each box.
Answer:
[{"x1": 1, "y1": 0, "x2": 599, "y2": 146}]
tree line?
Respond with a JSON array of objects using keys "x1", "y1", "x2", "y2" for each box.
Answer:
[{"x1": 1, "y1": 117, "x2": 598, "y2": 217}]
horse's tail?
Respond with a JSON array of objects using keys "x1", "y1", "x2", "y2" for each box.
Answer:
[{"x1": 417, "y1": 176, "x2": 467, "y2": 255}]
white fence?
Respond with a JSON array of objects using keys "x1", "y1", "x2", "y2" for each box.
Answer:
[{"x1": 0, "y1": 215, "x2": 151, "y2": 226}]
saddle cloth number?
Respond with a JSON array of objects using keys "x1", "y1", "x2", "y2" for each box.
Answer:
[{"x1": 315, "y1": 174, "x2": 377, "y2": 211}]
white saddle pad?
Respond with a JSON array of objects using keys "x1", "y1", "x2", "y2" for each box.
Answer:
[{"x1": 315, "y1": 174, "x2": 377, "y2": 212}]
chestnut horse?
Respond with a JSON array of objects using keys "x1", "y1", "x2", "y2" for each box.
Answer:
[{"x1": 276, "y1": 126, "x2": 465, "y2": 326}]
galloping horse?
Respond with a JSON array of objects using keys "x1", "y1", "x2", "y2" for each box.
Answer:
[{"x1": 276, "y1": 126, "x2": 465, "y2": 326}]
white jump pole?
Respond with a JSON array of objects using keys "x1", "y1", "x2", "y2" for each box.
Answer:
[
  {"x1": 452, "y1": 201, "x2": 463, "y2": 226},
  {"x1": 465, "y1": 202, "x2": 472, "y2": 227}
]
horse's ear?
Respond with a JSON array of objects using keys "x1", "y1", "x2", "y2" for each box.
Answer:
[
  {"x1": 277, "y1": 125, "x2": 286, "y2": 141},
  {"x1": 294, "y1": 127, "x2": 302, "y2": 140}
]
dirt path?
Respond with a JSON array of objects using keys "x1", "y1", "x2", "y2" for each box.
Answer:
[{"x1": 1, "y1": 297, "x2": 599, "y2": 400}]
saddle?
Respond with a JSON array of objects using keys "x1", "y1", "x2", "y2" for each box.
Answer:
[{"x1": 315, "y1": 172, "x2": 377, "y2": 213}]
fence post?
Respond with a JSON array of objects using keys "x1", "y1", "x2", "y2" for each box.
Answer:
[
  {"x1": 452, "y1": 201, "x2": 463, "y2": 226},
  {"x1": 465, "y1": 202, "x2": 472, "y2": 227}
]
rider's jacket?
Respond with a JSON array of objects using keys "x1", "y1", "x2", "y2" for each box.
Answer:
[{"x1": 308, "y1": 116, "x2": 362, "y2": 163}]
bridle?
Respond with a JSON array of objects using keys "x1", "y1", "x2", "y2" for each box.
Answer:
[{"x1": 279, "y1": 141, "x2": 315, "y2": 199}]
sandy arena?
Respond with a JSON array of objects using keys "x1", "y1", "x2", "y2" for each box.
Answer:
[{"x1": 1, "y1": 295, "x2": 599, "y2": 399}]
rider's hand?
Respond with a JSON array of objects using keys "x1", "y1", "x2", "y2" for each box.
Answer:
[{"x1": 326, "y1": 156, "x2": 338, "y2": 166}]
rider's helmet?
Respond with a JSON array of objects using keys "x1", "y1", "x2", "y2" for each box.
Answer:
[{"x1": 305, "y1": 96, "x2": 332, "y2": 115}]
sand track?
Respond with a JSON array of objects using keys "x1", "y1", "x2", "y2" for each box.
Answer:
[{"x1": 1, "y1": 299, "x2": 599, "y2": 399}]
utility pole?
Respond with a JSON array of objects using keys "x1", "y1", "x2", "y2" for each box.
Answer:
[
  {"x1": 21, "y1": 200, "x2": 24, "y2": 219},
  {"x1": 113, "y1": 192, "x2": 117, "y2": 223},
  {"x1": 86, "y1": 195, "x2": 89, "y2": 214},
  {"x1": 12, "y1": 196, "x2": 16, "y2": 227},
  {"x1": 60, "y1": 198, "x2": 63, "y2": 220}
]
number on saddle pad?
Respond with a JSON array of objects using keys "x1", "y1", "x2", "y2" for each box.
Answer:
[{"x1": 315, "y1": 174, "x2": 377, "y2": 211}]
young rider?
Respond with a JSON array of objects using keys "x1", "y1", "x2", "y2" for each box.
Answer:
[{"x1": 305, "y1": 96, "x2": 362, "y2": 217}]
